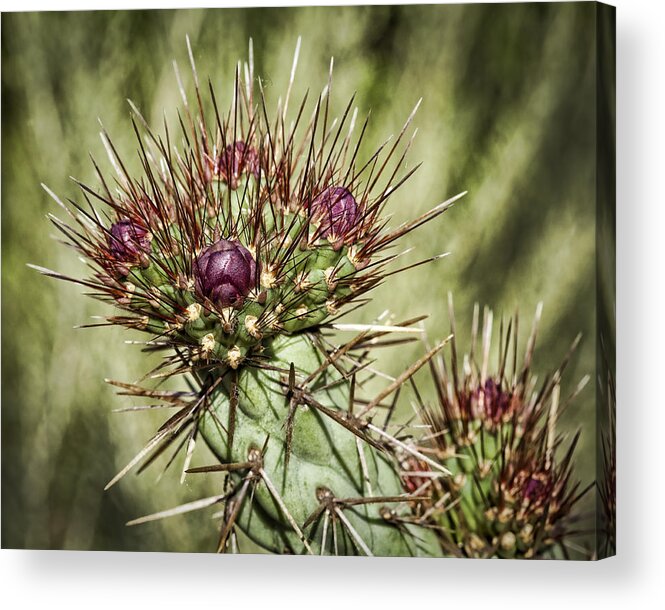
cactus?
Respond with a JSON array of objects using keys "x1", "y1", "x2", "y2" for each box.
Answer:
[
  {"x1": 410, "y1": 296, "x2": 592, "y2": 558},
  {"x1": 34, "y1": 40, "x2": 464, "y2": 556},
  {"x1": 33, "y1": 40, "x2": 590, "y2": 558}
]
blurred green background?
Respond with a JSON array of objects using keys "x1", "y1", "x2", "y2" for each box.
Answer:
[{"x1": 2, "y1": 3, "x2": 602, "y2": 552}]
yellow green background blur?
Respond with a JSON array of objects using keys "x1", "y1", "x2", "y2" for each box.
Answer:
[{"x1": 2, "y1": 3, "x2": 607, "y2": 552}]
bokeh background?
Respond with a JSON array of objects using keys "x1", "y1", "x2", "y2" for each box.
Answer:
[{"x1": 2, "y1": 3, "x2": 607, "y2": 552}]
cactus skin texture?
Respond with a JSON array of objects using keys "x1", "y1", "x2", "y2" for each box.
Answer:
[{"x1": 199, "y1": 333, "x2": 442, "y2": 556}]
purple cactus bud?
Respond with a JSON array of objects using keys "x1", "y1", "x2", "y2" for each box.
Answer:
[
  {"x1": 194, "y1": 239, "x2": 257, "y2": 308},
  {"x1": 215, "y1": 141, "x2": 259, "y2": 188},
  {"x1": 521, "y1": 472, "x2": 552, "y2": 506},
  {"x1": 476, "y1": 379, "x2": 513, "y2": 425},
  {"x1": 108, "y1": 219, "x2": 151, "y2": 261},
  {"x1": 310, "y1": 186, "x2": 359, "y2": 240}
]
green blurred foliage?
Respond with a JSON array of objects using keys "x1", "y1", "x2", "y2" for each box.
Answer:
[{"x1": 2, "y1": 3, "x2": 600, "y2": 552}]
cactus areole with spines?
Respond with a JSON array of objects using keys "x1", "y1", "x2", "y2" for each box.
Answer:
[{"x1": 35, "y1": 39, "x2": 593, "y2": 558}]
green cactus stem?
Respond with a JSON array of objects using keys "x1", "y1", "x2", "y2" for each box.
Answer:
[{"x1": 199, "y1": 333, "x2": 442, "y2": 556}]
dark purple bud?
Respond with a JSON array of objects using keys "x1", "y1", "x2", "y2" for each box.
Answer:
[
  {"x1": 194, "y1": 239, "x2": 257, "y2": 308},
  {"x1": 215, "y1": 141, "x2": 259, "y2": 188},
  {"x1": 476, "y1": 378, "x2": 513, "y2": 425},
  {"x1": 108, "y1": 219, "x2": 152, "y2": 262},
  {"x1": 310, "y1": 186, "x2": 359, "y2": 240},
  {"x1": 522, "y1": 472, "x2": 552, "y2": 506}
]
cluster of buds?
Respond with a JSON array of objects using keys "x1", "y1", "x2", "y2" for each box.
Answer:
[
  {"x1": 89, "y1": 150, "x2": 371, "y2": 371},
  {"x1": 412, "y1": 297, "x2": 590, "y2": 558},
  {"x1": 40, "y1": 37, "x2": 458, "y2": 378},
  {"x1": 35, "y1": 38, "x2": 592, "y2": 560}
]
